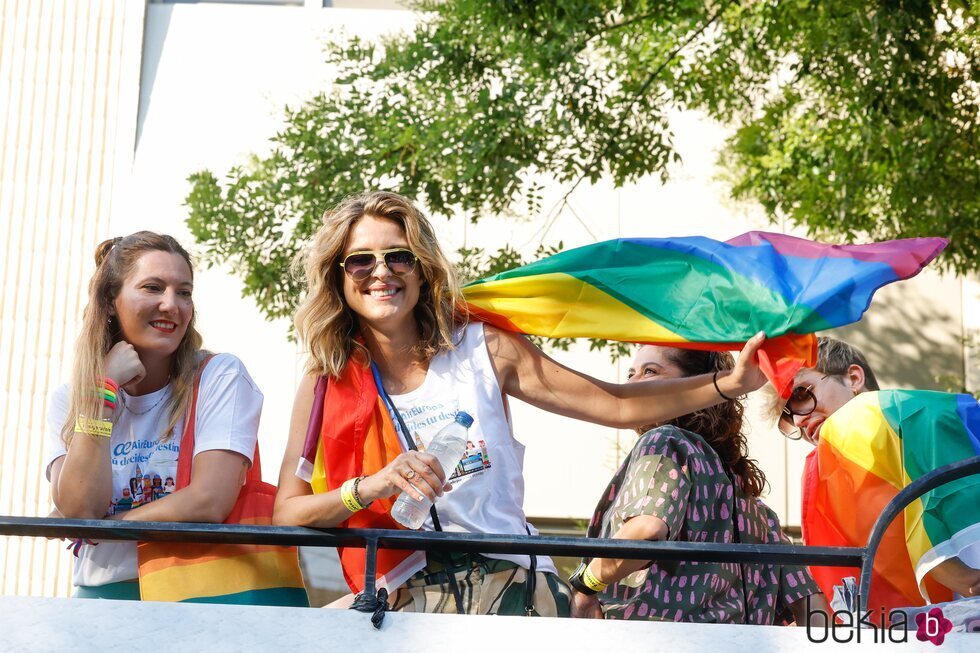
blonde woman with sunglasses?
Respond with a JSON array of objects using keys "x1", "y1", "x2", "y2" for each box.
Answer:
[{"x1": 274, "y1": 191, "x2": 769, "y2": 616}]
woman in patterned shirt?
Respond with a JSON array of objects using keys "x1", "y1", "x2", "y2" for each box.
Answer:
[{"x1": 569, "y1": 345, "x2": 830, "y2": 626}]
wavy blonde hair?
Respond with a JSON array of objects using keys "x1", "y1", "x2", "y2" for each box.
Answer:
[
  {"x1": 295, "y1": 191, "x2": 466, "y2": 378},
  {"x1": 61, "y1": 232, "x2": 204, "y2": 446}
]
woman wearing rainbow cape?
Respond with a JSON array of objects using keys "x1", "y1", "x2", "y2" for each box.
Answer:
[
  {"x1": 778, "y1": 336, "x2": 980, "y2": 614},
  {"x1": 273, "y1": 191, "x2": 769, "y2": 616}
]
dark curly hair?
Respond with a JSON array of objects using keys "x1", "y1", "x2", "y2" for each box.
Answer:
[{"x1": 659, "y1": 348, "x2": 768, "y2": 498}]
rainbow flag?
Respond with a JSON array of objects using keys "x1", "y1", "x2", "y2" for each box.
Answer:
[
  {"x1": 137, "y1": 540, "x2": 309, "y2": 605},
  {"x1": 297, "y1": 362, "x2": 425, "y2": 593},
  {"x1": 137, "y1": 479, "x2": 309, "y2": 605},
  {"x1": 802, "y1": 390, "x2": 980, "y2": 611},
  {"x1": 463, "y1": 231, "x2": 946, "y2": 396}
]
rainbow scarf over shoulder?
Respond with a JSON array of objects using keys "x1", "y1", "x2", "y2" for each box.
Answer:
[
  {"x1": 464, "y1": 231, "x2": 946, "y2": 396},
  {"x1": 802, "y1": 390, "x2": 980, "y2": 611},
  {"x1": 297, "y1": 362, "x2": 425, "y2": 593}
]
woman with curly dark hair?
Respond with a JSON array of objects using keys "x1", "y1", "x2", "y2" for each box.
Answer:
[{"x1": 568, "y1": 345, "x2": 829, "y2": 626}]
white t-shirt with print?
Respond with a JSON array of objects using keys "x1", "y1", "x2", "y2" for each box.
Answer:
[
  {"x1": 387, "y1": 323, "x2": 557, "y2": 586},
  {"x1": 44, "y1": 353, "x2": 262, "y2": 587}
]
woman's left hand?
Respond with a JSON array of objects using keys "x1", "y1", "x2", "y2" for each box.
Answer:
[
  {"x1": 570, "y1": 590, "x2": 603, "y2": 619},
  {"x1": 727, "y1": 331, "x2": 768, "y2": 395}
]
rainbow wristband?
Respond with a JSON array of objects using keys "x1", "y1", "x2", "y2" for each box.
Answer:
[
  {"x1": 75, "y1": 416, "x2": 112, "y2": 438},
  {"x1": 340, "y1": 478, "x2": 365, "y2": 513},
  {"x1": 94, "y1": 378, "x2": 118, "y2": 412}
]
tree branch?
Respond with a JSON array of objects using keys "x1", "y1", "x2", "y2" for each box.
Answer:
[{"x1": 545, "y1": 2, "x2": 734, "y2": 241}]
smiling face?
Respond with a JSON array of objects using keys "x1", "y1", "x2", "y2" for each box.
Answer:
[
  {"x1": 627, "y1": 345, "x2": 687, "y2": 434},
  {"x1": 112, "y1": 250, "x2": 193, "y2": 361},
  {"x1": 790, "y1": 368, "x2": 863, "y2": 445},
  {"x1": 341, "y1": 214, "x2": 422, "y2": 335}
]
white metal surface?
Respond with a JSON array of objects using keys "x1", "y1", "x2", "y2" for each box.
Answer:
[{"x1": 0, "y1": 595, "x2": 975, "y2": 653}]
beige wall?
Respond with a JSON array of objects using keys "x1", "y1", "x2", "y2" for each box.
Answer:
[{"x1": 0, "y1": 0, "x2": 146, "y2": 596}]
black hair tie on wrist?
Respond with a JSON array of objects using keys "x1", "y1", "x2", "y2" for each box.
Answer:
[{"x1": 713, "y1": 370, "x2": 738, "y2": 402}]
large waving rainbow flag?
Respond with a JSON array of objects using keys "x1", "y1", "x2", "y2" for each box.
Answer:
[
  {"x1": 802, "y1": 390, "x2": 980, "y2": 612},
  {"x1": 463, "y1": 231, "x2": 946, "y2": 396}
]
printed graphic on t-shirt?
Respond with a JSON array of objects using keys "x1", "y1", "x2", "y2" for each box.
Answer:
[
  {"x1": 413, "y1": 433, "x2": 492, "y2": 481},
  {"x1": 107, "y1": 425, "x2": 179, "y2": 515},
  {"x1": 400, "y1": 401, "x2": 491, "y2": 483}
]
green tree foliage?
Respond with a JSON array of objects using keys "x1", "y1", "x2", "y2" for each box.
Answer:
[{"x1": 186, "y1": 0, "x2": 979, "y2": 349}]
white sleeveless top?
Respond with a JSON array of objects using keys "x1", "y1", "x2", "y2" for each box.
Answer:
[{"x1": 388, "y1": 322, "x2": 557, "y2": 576}]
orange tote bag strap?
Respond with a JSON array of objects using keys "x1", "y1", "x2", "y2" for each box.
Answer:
[
  {"x1": 175, "y1": 354, "x2": 262, "y2": 487},
  {"x1": 174, "y1": 354, "x2": 216, "y2": 489}
]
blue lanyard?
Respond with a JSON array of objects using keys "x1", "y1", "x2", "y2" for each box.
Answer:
[{"x1": 370, "y1": 361, "x2": 413, "y2": 452}]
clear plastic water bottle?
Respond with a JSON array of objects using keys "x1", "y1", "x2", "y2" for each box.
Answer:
[{"x1": 391, "y1": 411, "x2": 474, "y2": 529}]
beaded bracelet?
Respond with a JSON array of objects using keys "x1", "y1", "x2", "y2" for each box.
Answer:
[
  {"x1": 340, "y1": 477, "x2": 365, "y2": 513},
  {"x1": 351, "y1": 475, "x2": 373, "y2": 510},
  {"x1": 75, "y1": 416, "x2": 112, "y2": 438}
]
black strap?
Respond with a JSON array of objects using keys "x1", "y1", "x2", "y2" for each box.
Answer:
[
  {"x1": 372, "y1": 363, "x2": 465, "y2": 615},
  {"x1": 351, "y1": 587, "x2": 389, "y2": 629},
  {"x1": 524, "y1": 525, "x2": 538, "y2": 616}
]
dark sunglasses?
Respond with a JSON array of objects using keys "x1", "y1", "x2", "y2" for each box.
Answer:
[
  {"x1": 339, "y1": 248, "x2": 419, "y2": 281},
  {"x1": 777, "y1": 374, "x2": 832, "y2": 438}
]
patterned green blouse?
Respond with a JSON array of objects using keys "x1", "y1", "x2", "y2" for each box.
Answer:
[{"x1": 588, "y1": 425, "x2": 820, "y2": 624}]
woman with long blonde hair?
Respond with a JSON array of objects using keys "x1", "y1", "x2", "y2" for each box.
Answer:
[
  {"x1": 45, "y1": 232, "x2": 263, "y2": 599},
  {"x1": 274, "y1": 191, "x2": 769, "y2": 616}
]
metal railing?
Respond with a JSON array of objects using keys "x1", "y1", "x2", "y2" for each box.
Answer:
[{"x1": 2, "y1": 455, "x2": 978, "y2": 619}]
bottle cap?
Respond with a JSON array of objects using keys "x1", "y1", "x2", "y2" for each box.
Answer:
[{"x1": 455, "y1": 411, "x2": 474, "y2": 428}]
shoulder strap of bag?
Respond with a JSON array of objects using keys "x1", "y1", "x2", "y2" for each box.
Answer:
[
  {"x1": 370, "y1": 361, "x2": 465, "y2": 615},
  {"x1": 175, "y1": 354, "x2": 262, "y2": 489}
]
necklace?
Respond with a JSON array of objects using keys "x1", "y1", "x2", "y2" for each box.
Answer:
[{"x1": 122, "y1": 387, "x2": 170, "y2": 416}]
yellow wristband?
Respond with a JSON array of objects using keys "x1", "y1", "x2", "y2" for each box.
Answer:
[
  {"x1": 582, "y1": 564, "x2": 608, "y2": 592},
  {"x1": 340, "y1": 478, "x2": 364, "y2": 513},
  {"x1": 75, "y1": 416, "x2": 112, "y2": 438}
]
